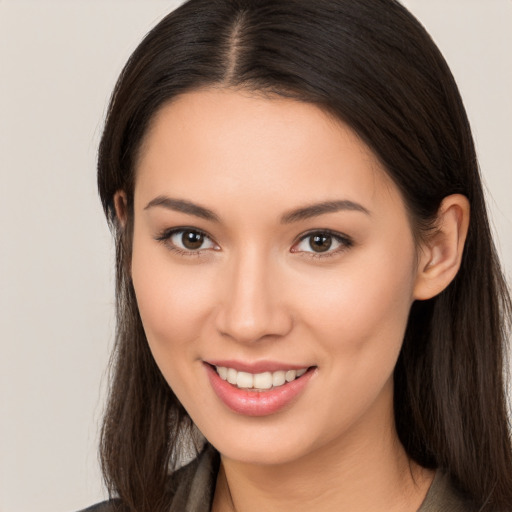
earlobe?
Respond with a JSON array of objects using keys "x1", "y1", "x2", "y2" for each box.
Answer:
[
  {"x1": 413, "y1": 194, "x2": 470, "y2": 301},
  {"x1": 113, "y1": 190, "x2": 128, "y2": 228}
]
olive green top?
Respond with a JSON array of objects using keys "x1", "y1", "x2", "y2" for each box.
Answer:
[{"x1": 81, "y1": 444, "x2": 478, "y2": 512}]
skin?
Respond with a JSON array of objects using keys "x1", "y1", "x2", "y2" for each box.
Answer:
[{"x1": 116, "y1": 88, "x2": 469, "y2": 512}]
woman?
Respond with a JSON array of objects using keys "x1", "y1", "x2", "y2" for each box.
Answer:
[{"x1": 85, "y1": 0, "x2": 512, "y2": 510}]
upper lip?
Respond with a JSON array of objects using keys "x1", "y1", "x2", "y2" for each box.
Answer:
[{"x1": 205, "y1": 359, "x2": 312, "y2": 374}]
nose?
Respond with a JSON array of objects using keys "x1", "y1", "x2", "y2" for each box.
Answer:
[{"x1": 215, "y1": 248, "x2": 293, "y2": 344}]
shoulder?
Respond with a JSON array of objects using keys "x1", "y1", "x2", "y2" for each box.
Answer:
[
  {"x1": 418, "y1": 470, "x2": 479, "y2": 512},
  {"x1": 166, "y1": 443, "x2": 220, "y2": 511},
  {"x1": 76, "y1": 500, "x2": 125, "y2": 512},
  {"x1": 77, "y1": 444, "x2": 219, "y2": 512}
]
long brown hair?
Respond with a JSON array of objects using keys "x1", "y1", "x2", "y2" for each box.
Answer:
[{"x1": 97, "y1": 1, "x2": 512, "y2": 511}]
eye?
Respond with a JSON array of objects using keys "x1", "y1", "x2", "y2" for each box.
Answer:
[
  {"x1": 156, "y1": 228, "x2": 218, "y2": 254},
  {"x1": 291, "y1": 230, "x2": 353, "y2": 256}
]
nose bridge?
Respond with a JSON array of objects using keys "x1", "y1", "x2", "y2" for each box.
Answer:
[{"x1": 217, "y1": 244, "x2": 291, "y2": 343}]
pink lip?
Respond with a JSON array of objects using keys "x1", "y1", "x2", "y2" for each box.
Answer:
[
  {"x1": 206, "y1": 359, "x2": 309, "y2": 373},
  {"x1": 204, "y1": 363, "x2": 315, "y2": 417}
]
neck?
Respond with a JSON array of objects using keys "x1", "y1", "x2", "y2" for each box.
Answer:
[{"x1": 212, "y1": 392, "x2": 434, "y2": 512}]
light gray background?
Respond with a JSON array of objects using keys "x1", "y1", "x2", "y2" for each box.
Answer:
[{"x1": 0, "y1": 1, "x2": 510, "y2": 511}]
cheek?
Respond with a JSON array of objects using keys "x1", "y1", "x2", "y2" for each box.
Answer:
[
  {"x1": 297, "y1": 241, "x2": 416, "y2": 366},
  {"x1": 130, "y1": 236, "x2": 214, "y2": 359},
  {"x1": 130, "y1": 244, "x2": 219, "y2": 407}
]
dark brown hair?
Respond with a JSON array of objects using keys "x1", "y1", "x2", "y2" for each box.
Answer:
[{"x1": 97, "y1": 1, "x2": 512, "y2": 511}]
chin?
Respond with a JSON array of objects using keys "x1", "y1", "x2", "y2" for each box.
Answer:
[{"x1": 210, "y1": 432, "x2": 314, "y2": 466}]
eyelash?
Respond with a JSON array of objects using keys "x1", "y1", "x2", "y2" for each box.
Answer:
[
  {"x1": 154, "y1": 227, "x2": 353, "y2": 258},
  {"x1": 155, "y1": 227, "x2": 218, "y2": 257},
  {"x1": 292, "y1": 229, "x2": 353, "y2": 258}
]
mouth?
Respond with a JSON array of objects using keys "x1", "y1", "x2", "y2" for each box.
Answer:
[
  {"x1": 204, "y1": 362, "x2": 316, "y2": 416},
  {"x1": 213, "y1": 365, "x2": 309, "y2": 391}
]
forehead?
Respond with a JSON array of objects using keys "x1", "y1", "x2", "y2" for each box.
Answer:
[{"x1": 134, "y1": 88, "x2": 402, "y2": 218}]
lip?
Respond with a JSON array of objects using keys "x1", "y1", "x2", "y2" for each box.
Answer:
[{"x1": 204, "y1": 362, "x2": 316, "y2": 417}]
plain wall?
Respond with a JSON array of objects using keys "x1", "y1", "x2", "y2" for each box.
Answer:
[{"x1": 0, "y1": 1, "x2": 510, "y2": 511}]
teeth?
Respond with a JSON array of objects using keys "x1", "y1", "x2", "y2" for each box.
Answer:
[
  {"x1": 285, "y1": 370, "x2": 296, "y2": 382},
  {"x1": 227, "y1": 367, "x2": 237, "y2": 385},
  {"x1": 253, "y1": 372, "x2": 273, "y2": 390},
  {"x1": 236, "y1": 371, "x2": 253, "y2": 389},
  {"x1": 215, "y1": 366, "x2": 309, "y2": 390},
  {"x1": 272, "y1": 371, "x2": 286, "y2": 387}
]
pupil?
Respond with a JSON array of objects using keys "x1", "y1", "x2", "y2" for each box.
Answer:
[
  {"x1": 182, "y1": 231, "x2": 204, "y2": 250},
  {"x1": 310, "y1": 234, "x2": 332, "y2": 252}
]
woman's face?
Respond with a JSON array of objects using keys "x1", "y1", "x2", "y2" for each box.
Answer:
[{"x1": 130, "y1": 89, "x2": 422, "y2": 465}]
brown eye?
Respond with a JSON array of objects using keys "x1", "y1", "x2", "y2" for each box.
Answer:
[
  {"x1": 158, "y1": 228, "x2": 218, "y2": 253},
  {"x1": 309, "y1": 234, "x2": 332, "y2": 252},
  {"x1": 291, "y1": 230, "x2": 353, "y2": 257},
  {"x1": 182, "y1": 230, "x2": 204, "y2": 250}
]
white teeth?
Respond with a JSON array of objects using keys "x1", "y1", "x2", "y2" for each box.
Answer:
[
  {"x1": 272, "y1": 370, "x2": 286, "y2": 387},
  {"x1": 215, "y1": 366, "x2": 309, "y2": 390},
  {"x1": 227, "y1": 367, "x2": 237, "y2": 385},
  {"x1": 236, "y1": 371, "x2": 253, "y2": 388},
  {"x1": 253, "y1": 372, "x2": 273, "y2": 390},
  {"x1": 285, "y1": 370, "x2": 296, "y2": 382}
]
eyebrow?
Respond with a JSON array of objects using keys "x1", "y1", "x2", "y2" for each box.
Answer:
[
  {"x1": 144, "y1": 196, "x2": 220, "y2": 222},
  {"x1": 280, "y1": 200, "x2": 370, "y2": 223},
  {"x1": 144, "y1": 196, "x2": 370, "y2": 224}
]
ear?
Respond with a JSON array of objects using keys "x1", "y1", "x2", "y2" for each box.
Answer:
[
  {"x1": 413, "y1": 194, "x2": 470, "y2": 301},
  {"x1": 113, "y1": 190, "x2": 128, "y2": 228}
]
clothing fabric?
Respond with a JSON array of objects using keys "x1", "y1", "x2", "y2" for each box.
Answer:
[{"x1": 80, "y1": 444, "x2": 478, "y2": 512}]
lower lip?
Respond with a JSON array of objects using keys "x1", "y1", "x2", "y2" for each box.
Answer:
[{"x1": 205, "y1": 364, "x2": 315, "y2": 417}]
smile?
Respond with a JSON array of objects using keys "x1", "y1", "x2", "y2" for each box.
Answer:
[
  {"x1": 205, "y1": 362, "x2": 316, "y2": 416},
  {"x1": 215, "y1": 366, "x2": 308, "y2": 391}
]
